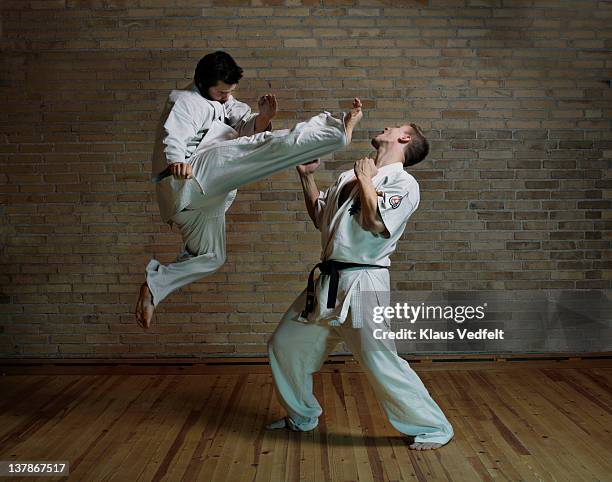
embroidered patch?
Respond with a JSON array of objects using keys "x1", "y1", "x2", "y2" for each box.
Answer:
[
  {"x1": 349, "y1": 196, "x2": 361, "y2": 216},
  {"x1": 389, "y1": 195, "x2": 403, "y2": 209}
]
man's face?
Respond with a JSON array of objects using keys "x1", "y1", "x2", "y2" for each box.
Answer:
[
  {"x1": 206, "y1": 81, "x2": 238, "y2": 103},
  {"x1": 372, "y1": 124, "x2": 412, "y2": 148}
]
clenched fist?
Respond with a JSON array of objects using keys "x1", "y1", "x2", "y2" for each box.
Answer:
[
  {"x1": 354, "y1": 157, "x2": 378, "y2": 180},
  {"x1": 296, "y1": 159, "x2": 321, "y2": 176},
  {"x1": 258, "y1": 93, "x2": 277, "y2": 121},
  {"x1": 169, "y1": 162, "x2": 192, "y2": 179}
]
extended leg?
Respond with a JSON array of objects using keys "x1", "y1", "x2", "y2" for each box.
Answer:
[
  {"x1": 267, "y1": 290, "x2": 342, "y2": 431},
  {"x1": 191, "y1": 100, "x2": 362, "y2": 198},
  {"x1": 340, "y1": 319, "x2": 454, "y2": 449}
]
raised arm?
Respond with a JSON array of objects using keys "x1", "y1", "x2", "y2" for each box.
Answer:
[
  {"x1": 255, "y1": 94, "x2": 277, "y2": 133},
  {"x1": 354, "y1": 157, "x2": 387, "y2": 235},
  {"x1": 225, "y1": 94, "x2": 277, "y2": 136},
  {"x1": 297, "y1": 160, "x2": 322, "y2": 229}
]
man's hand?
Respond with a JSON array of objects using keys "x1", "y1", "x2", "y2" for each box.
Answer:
[
  {"x1": 258, "y1": 93, "x2": 277, "y2": 121},
  {"x1": 296, "y1": 159, "x2": 320, "y2": 176},
  {"x1": 169, "y1": 162, "x2": 192, "y2": 179},
  {"x1": 354, "y1": 157, "x2": 378, "y2": 180}
]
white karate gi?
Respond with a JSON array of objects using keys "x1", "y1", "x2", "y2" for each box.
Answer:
[
  {"x1": 268, "y1": 163, "x2": 454, "y2": 445},
  {"x1": 145, "y1": 85, "x2": 348, "y2": 306}
]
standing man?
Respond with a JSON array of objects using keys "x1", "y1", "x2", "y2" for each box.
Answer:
[
  {"x1": 135, "y1": 50, "x2": 363, "y2": 328},
  {"x1": 267, "y1": 123, "x2": 454, "y2": 450}
]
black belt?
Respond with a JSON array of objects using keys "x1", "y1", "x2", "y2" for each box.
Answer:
[{"x1": 301, "y1": 260, "x2": 386, "y2": 318}]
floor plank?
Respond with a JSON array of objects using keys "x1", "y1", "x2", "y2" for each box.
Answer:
[{"x1": 0, "y1": 367, "x2": 610, "y2": 481}]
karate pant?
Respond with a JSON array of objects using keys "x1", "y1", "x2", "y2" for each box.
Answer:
[
  {"x1": 146, "y1": 112, "x2": 347, "y2": 306},
  {"x1": 268, "y1": 290, "x2": 455, "y2": 445}
]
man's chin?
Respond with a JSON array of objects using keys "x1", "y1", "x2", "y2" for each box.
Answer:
[
  {"x1": 371, "y1": 138, "x2": 380, "y2": 149},
  {"x1": 203, "y1": 95, "x2": 225, "y2": 104}
]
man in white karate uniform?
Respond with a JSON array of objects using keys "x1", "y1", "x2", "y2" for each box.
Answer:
[
  {"x1": 267, "y1": 122, "x2": 454, "y2": 450},
  {"x1": 136, "y1": 51, "x2": 363, "y2": 328}
]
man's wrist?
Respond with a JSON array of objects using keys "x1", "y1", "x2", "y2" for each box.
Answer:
[
  {"x1": 355, "y1": 171, "x2": 370, "y2": 183},
  {"x1": 258, "y1": 113, "x2": 273, "y2": 124},
  {"x1": 256, "y1": 114, "x2": 273, "y2": 133}
]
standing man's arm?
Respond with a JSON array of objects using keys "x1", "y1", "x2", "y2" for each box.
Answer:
[
  {"x1": 297, "y1": 160, "x2": 324, "y2": 230},
  {"x1": 354, "y1": 157, "x2": 387, "y2": 235}
]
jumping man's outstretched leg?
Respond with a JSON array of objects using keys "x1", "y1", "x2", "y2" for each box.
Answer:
[{"x1": 189, "y1": 101, "x2": 363, "y2": 198}]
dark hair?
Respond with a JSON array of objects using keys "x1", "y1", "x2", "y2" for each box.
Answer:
[
  {"x1": 194, "y1": 51, "x2": 243, "y2": 95},
  {"x1": 404, "y1": 123, "x2": 429, "y2": 167}
]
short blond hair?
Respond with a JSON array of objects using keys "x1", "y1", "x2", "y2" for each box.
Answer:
[{"x1": 404, "y1": 123, "x2": 429, "y2": 167}]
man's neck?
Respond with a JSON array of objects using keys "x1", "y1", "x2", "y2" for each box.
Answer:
[{"x1": 373, "y1": 146, "x2": 404, "y2": 169}]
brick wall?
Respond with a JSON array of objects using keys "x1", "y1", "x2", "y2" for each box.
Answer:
[{"x1": 1, "y1": 0, "x2": 610, "y2": 358}]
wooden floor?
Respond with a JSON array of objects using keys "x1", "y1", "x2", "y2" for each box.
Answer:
[{"x1": 0, "y1": 366, "x2": 611, "y2": 481}]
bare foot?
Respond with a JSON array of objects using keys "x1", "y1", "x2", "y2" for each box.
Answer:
[
  {"x1": 265, "y1": 418, "x2": 289, "y2": 430},
  {"x1": 135, "y1": 282, "x2": 155, "y2": 329},
  {"x1": 409, "y1": 441, "x2": 443, "y2": 451},
  {"x1": 343, "y1": 97, "x2": 363, "y2": 144},
  {"x1": 265, "y1": 417, "x2": 316, "y2": 432}
]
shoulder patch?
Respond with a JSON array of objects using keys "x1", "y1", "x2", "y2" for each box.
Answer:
[{"x1": 389, "y1": 195, "x2": 403, "y2": 209}]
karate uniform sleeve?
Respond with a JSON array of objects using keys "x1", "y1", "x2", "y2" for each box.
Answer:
[
  {"x1": 162, "y1": 97, "x2": 201, "y2": 166},
  {"x1": 225, "y1": 97, "x2": 269, "y2": 136},
  {"x1": 376, "y1": 174, "x2": 419, "y2": 239},
  {"x1": 313, "y1": 187, "x2": 330, "y2": 231}
]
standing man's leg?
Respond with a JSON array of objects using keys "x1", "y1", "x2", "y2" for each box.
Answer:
[
  {"x1": 340, "y1": 317, "x2": 454, "y2": 450},
  {"x1": 267, "y1": 290, "x2": 342, "y2": 431},
  {"x1": 267, "y1": 302, "x2": 454, "y2": 448},
  {"x1": 135, "y1": 208, "x2": 226, "y2": 329}
]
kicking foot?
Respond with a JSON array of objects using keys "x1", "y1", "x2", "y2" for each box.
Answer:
[
  {"x1": 343, "y1": 97, "x2": 363, "y2": 144},
  {"x1": 409, "y1": 441, "x2": 444, "y2": 451},
  {"x1": 135, "y1": 282, "x2": 155, "y2": 329}
]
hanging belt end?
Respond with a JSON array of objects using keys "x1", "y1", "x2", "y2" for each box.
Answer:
[{"x1": 302, "y1": 294, "x2": 315, "y2": 319}]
